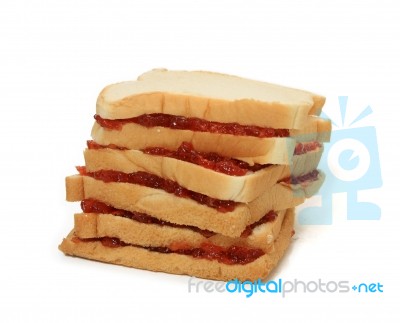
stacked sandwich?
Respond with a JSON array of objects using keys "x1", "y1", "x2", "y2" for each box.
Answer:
[{"x1": 59, "y1": 69, "x2": 330, "y2": 281}]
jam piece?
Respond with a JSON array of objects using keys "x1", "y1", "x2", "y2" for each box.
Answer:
[
  {"x1": 294, "y1": 141, "x2": 322, "y2": 155},
  {"x1": 94, "y1": 114, "x2": 290, "y2": 138},
  {"x1": 101, "y1": 237, "x2": 128, "y2": 248},
  {"x1": 75, "y1": 236, "x2": 265, "y2": 265},
  {"x1": 81, "y1": 199, "x2": 215, "y2": 238},
  {"x1": 86, "y1": 140, "x2": 127, "y2": 150},
  {"x1": 240, "y1": 211, "x2": 277, "y2": 238},
  {"x1": 147, "y1": 242, "x2": 265, "y2": 265},
  {"x1": 281, "y1": 169, "x2": 320, "y2": 185},
  {"x1": 77, "y1": 167, "x2": 238, "y2": 213}
]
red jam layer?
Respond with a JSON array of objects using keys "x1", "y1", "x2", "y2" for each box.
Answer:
[
  {"x1": 73, "y1": 236, "x2": 265, "y2": 265},
  {"x1": 94, "y1": 114, "x2": 290, "y2": 138},
  {"x1": 240, "y1": 211, "x2": 277, "y2": 238},
  {"x1": 76, "y1": 167, "x2": 238, "y2": 213},
  {"x1": 282, "y1": 169, "x2": 320, "y2": 185},
  {"x1": 81, "y1": 198, "x2": 215, "y2": 238},
  {"x1": 294, "y1": 141, "x2": 322, "y2": 155}
]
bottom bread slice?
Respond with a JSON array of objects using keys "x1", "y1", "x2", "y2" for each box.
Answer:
[{"x1": 59, "y1": 209, "x2": 294, "y2": 281}]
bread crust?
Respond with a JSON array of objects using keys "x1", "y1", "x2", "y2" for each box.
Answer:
[
  {"x1": 83, "y1": 146, "x2": 323, "y2": 202},
  {"x1": 96, "y1": 69, "x2": 325, "y2": 129},
  {"x1": 74, "y1": 209, "x2": 286, "y2": 252},
  {"x1": 59, "y1": 208, "x2": 295, "y2": 281},
  {"x1": 65, "y1": 173, "x2": 324, "y2": 237}
]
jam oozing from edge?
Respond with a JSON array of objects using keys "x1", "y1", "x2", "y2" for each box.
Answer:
[
  {"x1": 81, "y1": 198, "x2": 215, "y2": 238},
  {"x1": 76, "y1": 167, "x2": 238, "y2": 213},
  {"x1": 73, "y1": 236, "x2": 265, "y2": 265},
  {"x1": 294, "y1": 141, "x2": 322, "y2": 155},
  {"x1": 281, "y1": 169, "x2": 320, "y2": 185},
  {"x1": 240, "y1": 211, "x2": 278, "y2": 238},
  {"x1": 94, "y1": 114, "x2": 290, "y2": 138},
  {"x1": 81, "y1": 198, "x2": 277, "y2": 238}
]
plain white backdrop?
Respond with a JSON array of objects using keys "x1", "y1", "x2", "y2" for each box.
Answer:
[{"x1": 1, "y1": 0, "x2": 399, "y2": 322}]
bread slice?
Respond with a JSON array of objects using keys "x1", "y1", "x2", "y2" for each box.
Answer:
[
  {"x1": 96, "y1": 69, "x2": 325, "y2": 129},
  {"x1": 83, "y1": 145, "x2": 323, "y2": 202},
  {"x1": 74, "y1": 209, "x2": 286, "y2": 252},
  {"x1": 59, "y1": 208, "x2": 294, "y2": 281},
  {"x1": 65, "y1": 172, "x2": 324, "y2": 237},
  {"x1": 91, "y1": 117, "x2": 330, "y2": 165}
]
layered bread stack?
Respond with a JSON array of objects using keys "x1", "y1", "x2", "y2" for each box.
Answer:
[{"x1": 59, "y1": 69, "x2": 330, "y2": 281}]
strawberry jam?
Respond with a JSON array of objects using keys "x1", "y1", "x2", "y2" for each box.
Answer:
[
  {"x1": 74, "y1": 236, "x2": 265, "y2": 265},
  {"x1": 240, "y1": 211, "x2": 277, "y2": 238},
  {"x1": 77, "y1": 167, "x2": 238, "y2": 212},
  {"x1": 81, "y1": 198, "x2": 215, "y2": 238},
  {"x1": 294, "y1": 141, "x2": 322, "y2": 155},
  {"x1": 94, "y1": 114, "x2": 290, "y2": 138},
  {"x1": 282, "y1": 169, "x2": 320, "y2": 185}
]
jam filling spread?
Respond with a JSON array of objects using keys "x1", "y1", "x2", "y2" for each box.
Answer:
[
  {"x1": 87, "y1": 140, "x2": 321, "y2": 176},
  {"x1": 281, "y1": 169, "x2": 320, "y2": 185},
  {"x1": 94, "y1": 114, "x2": 290, "y2": 138},
  {"x1": 240, "y1": 211, "x2": 277, "y2": 238},
  {"x1": 76, "y1": 166, "x2": 238, "y2": 213},
  {"x1": 81, "y1": 198, "x2": 278, "y2": 239},
  {"x1": 81, "y1": 198, "x2": 215, "y2": 238},
  {"x1": 73, "y1": 236, "x2": 265, "y2": 265}
]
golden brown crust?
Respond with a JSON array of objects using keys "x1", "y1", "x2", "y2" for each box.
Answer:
[
  {"x1": 59, "y1": 208, "x2": 295, "y2": 281},
  {"x1": 65, "y1": 174, "x2": 324, "y2": 237},
  {"x1": 74, "y1": 209, "x2": 286, "y2": 252},
  {"x1": 96, "y1": 69, "x2": 325, "y2": 129}
]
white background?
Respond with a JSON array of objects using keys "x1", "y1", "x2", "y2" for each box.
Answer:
[{"x1": 1, "y1": 0, "x2": 399, "y2": 322}]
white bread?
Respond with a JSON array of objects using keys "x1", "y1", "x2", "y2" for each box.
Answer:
[
  {"x1": 65, "y1": 172, "x2": 324, "y2": 237},
  {"x1": 59, "y1": 208, "x2": 294, "y2": 281},
  {"x1": 74, "y1": 209, "x2": 286, "y2": 252},
  {"x1": 83, "y1": 146, "x2": 323, "y2": 202},
  {"x1": 97, "y1": 69, "x2": 325, "y2": 129}
]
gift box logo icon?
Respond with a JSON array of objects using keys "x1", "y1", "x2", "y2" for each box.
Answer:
[{"x1": 298, "y1": 96, "x2": 382, "y2": 225}]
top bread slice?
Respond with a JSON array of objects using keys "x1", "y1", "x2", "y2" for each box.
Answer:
[{"x1": 96, "y1": 69, "x2": 325, "y2": 129}]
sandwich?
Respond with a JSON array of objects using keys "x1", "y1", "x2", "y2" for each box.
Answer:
[{"x1": 59, "y1": 69, "x2": 330, "y2": 281}]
